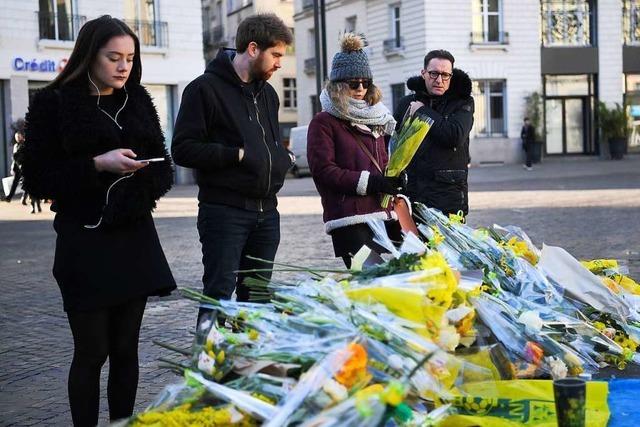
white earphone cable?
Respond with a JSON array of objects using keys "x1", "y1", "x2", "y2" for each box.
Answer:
[
  {"x1": 84, "y1": 172, "x2": 135, "y2": 229},
  {"x1": 87, "y1": 71, "x2": 128, "y2": 130}
]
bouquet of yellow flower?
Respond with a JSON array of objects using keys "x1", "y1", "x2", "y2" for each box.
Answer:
[{"x1": 381, "y1": 111, "x2": 434, "y2": 207}]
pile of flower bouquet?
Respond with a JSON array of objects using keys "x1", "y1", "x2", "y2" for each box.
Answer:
[{"x1": 118, "y1": 203, "x2": 639, "y2": 426}]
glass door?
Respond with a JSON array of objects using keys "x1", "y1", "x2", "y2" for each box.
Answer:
[
  {"x1": 544, "y1": 97, "x2": 586, "y2": 154},
  {"x1": 545, "y1": 99, "x2": 564, "y2": 154},
  {"x1": 565, "y1": 98, "x2": 585, "y2": 153}
]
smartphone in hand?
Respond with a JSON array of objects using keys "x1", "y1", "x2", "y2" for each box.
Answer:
[{"x1": 135, "y1": 158, "x2": 165, "y2": 163}]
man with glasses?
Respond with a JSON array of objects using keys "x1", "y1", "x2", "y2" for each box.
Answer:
[{"x1": 393, "y1": 49, "x2": 474, "y2": 218}]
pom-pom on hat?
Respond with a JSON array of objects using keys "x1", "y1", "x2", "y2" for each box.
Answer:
[{"x1": 329, "y1": 33, "x2": 372, "y2": 82}]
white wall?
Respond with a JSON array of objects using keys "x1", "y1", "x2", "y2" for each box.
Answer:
[
  {"x1": 598, "y1": 1, "x2": 624, "y2": 106},
  {"x1": 0, "y1": 0, "x2": 204, "y2": 181},
  {"x1": 0, "y1": 0, "x2": 205, "y2": 86},
  {"x1": 293, "y1": 0, "x2": 628, "y2": 163},
  {"x1": 294, "y1": 0, "x2": 367, "y2": 125},
  {"x1": 207, "y1": 0, "x2": 298, "y2": 124},
  {"x1": 366, "y1": 0, "x2": 426, "y2": 111}
]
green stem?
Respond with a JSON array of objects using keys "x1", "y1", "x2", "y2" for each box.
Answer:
[
  {"x1": 158, "y1": 357, "x2": 188, "y2": 371},
  {"x1": 153, "y1": 340, "x2": 191, "y2": 356},
  {"x1": 180, "y1": 288, "x2": 221, "y2": 306},
  {"x1": 405, "y1": 351, "x2": 436, "y2": 382},
  {"x1": 244, "y1": 255, "x2": 349, "y2": 277}
]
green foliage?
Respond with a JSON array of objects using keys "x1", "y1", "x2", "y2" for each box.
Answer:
[
  {"x1": 597, "y1": 101, "x2": 630, "y2": 139},
  {"x1": 351, "y1": 252, "x2": 422, "y2": 280}
]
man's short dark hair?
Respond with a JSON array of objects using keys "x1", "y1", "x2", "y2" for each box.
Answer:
[
  {"x1": 236, "y1": 13, "x2": 293, "y2": 53},
  {"x1": 423, "y1": 49, "x2": 455, "y2": 69}
]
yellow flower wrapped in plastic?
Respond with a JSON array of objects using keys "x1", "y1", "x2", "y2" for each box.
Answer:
[
  {"x1": 501, "y1": 237, "x2": 539, "y2": 265},
  {"x1": 131, "y1": 404, "x2": 249, "y2": 426},
  {"x1": 580, "y1": 259, "x2": 618, "y2": 274},
  {"x1": 409, "y1": 251, "x2": 458, "y2": 300},
  {"x1": 381, "y1": 111, "x2": 434, "y2": 207},
  {"x1": 387, "y1": 112, "x2": 434, "y2": 177},
  {"x1": 581, "y1": 259, "x2": 640, "y2": 294}
]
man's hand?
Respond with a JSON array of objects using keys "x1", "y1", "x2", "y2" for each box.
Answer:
[
  {"x1": 93, "y1": 149, "x2": 147, "y2": 174},
  {"x1": 408, "y1": 101, "x2": 425, "y2": 117}
]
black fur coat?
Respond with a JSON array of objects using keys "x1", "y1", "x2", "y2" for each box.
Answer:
[{"x1": 22, "y1": 83, "x2": 174, "y2": 226}]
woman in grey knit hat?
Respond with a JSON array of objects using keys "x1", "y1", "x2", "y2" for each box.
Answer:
[{"x1": 307, "y1": 33, "x2": 402, "y2": 268}]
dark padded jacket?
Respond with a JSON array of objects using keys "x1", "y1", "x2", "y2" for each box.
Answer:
[
  {"x1": 171, "y1": 48, "x2": 292, "y2": 212},
  {"x1": 307, "y1": 112, "x2": 392, "y2": 233},
  {"x1": 393, "y1": 68, "x2": 474, "y2": 216}
]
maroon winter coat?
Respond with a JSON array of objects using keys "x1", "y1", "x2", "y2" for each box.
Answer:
[{"x1": 307, "y1": 112, "x2": 394, "y2": 233}]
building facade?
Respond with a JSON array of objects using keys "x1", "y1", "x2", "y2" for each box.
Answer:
[
  {"x1": 0, "y1": 0, "x2": 204, "y2": 182},
  {"x1": 202, "y1": 0, "x2": 298, "y2": 145},
  {"x1": 294, "y1": 0, "x2": 640, "y2": 164}
]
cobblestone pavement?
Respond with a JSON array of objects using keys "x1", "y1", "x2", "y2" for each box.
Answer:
[{"x1": 1, "y1": 156, "x2": 639, "y2": 425}]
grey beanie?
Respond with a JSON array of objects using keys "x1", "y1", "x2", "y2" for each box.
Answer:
[{"x1": 329, "y1": 33, "x2": 372, "y2": 82}]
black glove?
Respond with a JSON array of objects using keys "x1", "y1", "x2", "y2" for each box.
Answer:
[{"x1": 367, "y1": 174, "x2": 403, "y2": 195}]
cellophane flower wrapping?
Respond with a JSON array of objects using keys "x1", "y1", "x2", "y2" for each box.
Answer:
[{"x1": 124, "y1": 199, "x2": 640, "y2": 426}]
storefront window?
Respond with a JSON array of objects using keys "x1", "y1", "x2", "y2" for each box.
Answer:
[
  {"x1": 543, "y1": 74, "x2": 595, "y2": 154},
  {"x1": 145, "y1": 85, "x2": 175, "y2": 149},
  {"x1": 626, "y1": 74, "x2": 640, "y2": 150},
  {"x1": 545, "y1": 74, "x2": 589, "y2": 96}
]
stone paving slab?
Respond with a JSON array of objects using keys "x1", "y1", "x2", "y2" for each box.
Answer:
[{"x1": 1, "y1": 156, "x2": 639, "y2": 425}]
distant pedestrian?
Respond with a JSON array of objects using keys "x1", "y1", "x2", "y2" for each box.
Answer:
[
  {"x1": 172, "y1": 14, "x2": 293, "y2": 317},
  {"x1": 4, "y1": 119, "x2": 27, "y2": 204},
  {"x1": 521, "y1": 117, "x2": 536, "y2": 170},
  {"x1": 21, "y1": 16, "x2": 176, "y2": 426},
  {"x1": 307, "y1": 33, "x2": 401, "y2": 268},
  {"x1": 393, "y1": 49, "x2": 474, "y2": 217},
  {"x1": 4, "y1": 120, "x2": 42, "y2": 212}
]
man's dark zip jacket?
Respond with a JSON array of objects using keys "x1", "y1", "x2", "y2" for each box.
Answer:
[{"x1": 172, "y1": 48, "x2": 292, "y2": 212}]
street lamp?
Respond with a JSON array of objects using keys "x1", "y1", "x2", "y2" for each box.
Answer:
[{"x1": 312, "y1": 0, "x2": 327, "y2": 112}]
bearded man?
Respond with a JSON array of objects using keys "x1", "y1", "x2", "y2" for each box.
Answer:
[{"x1": 172, "y1": 14, "x2": 293, "y2": 319}]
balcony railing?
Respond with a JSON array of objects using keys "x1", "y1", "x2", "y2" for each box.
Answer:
[
  {"x1": 624, "y1": 3, "x2": 640, "y2": 45},
  {"x1": 124, "y1": 19, "x2": 168, "y2": 48},
  {"x1": 470, "y1": 31, "x2": 509, "y2": 45},
  {"x1": 383, "y1": 37, "x2": 405, "y2": 56},
  {"x1": 541, "y1": 3, "x2": 592, "y2": 46},
  {"x1": 304, "y1": 57, "x2": 316, "y2": 74},
  {"x1": 302, "y1": 0, "x2": 314, "y2": 10},
  {"x1": 37, "y1": 11, "x2": 85, "y2": 42}
]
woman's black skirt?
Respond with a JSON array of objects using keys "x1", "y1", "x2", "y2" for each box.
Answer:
[{"x1": 53, "y1": 213, "x2": 176, "y2": 312}]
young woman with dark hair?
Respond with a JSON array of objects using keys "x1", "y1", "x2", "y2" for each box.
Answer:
[{"x1": 21, "y1": 15, "x2": 176, "y2": 426}]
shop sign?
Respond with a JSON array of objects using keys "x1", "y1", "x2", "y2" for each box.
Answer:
[{"x1": 12, "y1": 57, "x2": 68, "y2": 73}]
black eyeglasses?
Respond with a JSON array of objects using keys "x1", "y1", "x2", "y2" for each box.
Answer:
[
  {"x1": 425, "y1": 71, "x2": 452, "y2": 81},
  {"x1": 344, "y1": 79, "x2": 372, "y2": 90}
]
